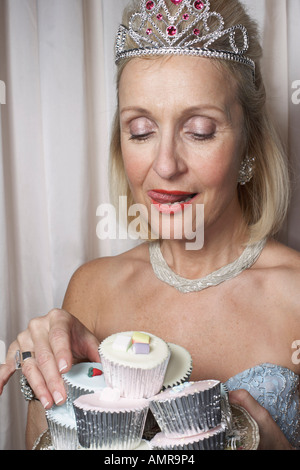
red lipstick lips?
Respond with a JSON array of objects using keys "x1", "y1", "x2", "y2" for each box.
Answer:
[{"x1": 148, "y1": 190, "x2": 198, "y2": 214}]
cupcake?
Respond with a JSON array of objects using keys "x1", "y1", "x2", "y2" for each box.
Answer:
[
  {"x1": 73, "y1": 387, "x2": 149, "y2": 450},
  {"x1": 149, "y1": 380, "x2": 222, "y2": 438},
  {"x1": 99, "y1": 331, "x2": 171, "y2": 398},
  {"x1": 136, "y1": 440, "x2": 152, "y2": 450},
  {"x1": 63, "y1": 362, "x2": 106, "y2": 407},
  {"x1": 46, "y1": 403, "x2": 78, "y2": 450},
  {"x1": 144, "y1": 342, "x2": 193, "y2": 438},
  {"x1": 150, "y1": 425, "x2": 226, "y2": 450},
  {"x1": 163, "y1": 343, "x2": 193, "y2": 389}
]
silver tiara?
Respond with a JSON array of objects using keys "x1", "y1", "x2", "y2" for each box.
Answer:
[{"x1": 115, "y1": 0, "x2": 255, "y2": 74}]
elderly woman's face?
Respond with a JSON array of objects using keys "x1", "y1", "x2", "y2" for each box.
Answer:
[{"x1": 119, "y1": 56, "x2": 245, "y2": 238}]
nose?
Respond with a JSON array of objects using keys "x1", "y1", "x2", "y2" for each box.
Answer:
[{"x1": 152, "y1": 132, "x2": 187, "y2": 180}]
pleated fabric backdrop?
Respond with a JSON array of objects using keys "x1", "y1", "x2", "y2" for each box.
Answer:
[{"x1": 0, "y1": 0, "x2": 299, "y2": 450}]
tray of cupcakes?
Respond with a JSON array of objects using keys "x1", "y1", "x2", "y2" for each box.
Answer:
[{"x1": 33, "y1": 331, "x2": 259, "y2": 451}]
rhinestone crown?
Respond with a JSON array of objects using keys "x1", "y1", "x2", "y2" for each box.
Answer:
[{"x1": 115, "y1": 0, "x2": 255, "y2": 74}]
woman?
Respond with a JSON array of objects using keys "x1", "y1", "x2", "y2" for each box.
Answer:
[{"x1": 0, "y1": 0, "x2": 299, "y2": 450}]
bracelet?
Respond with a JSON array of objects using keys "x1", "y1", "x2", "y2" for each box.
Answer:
[
  {"x1": 20, "y1": 374, "x2": 37, "y2": 402},
  {"x1": 15, "y1": 349, "x2": 38, "y2": 402}
]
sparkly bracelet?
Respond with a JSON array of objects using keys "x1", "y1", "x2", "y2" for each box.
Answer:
[{"x1": 20, "y1": 374, "x2": 38, "y2": 402}]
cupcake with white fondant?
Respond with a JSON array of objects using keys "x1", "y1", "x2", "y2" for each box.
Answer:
[
  {"x1": 98, "y1": 331, "x2": 171, "y2": 398},
  {"x1": 150, "y1": 380, "x2": 222, "y2": 438},
  {"x1": 73, "y1": 387, "x2": 149, "y2": 450},
  {"x1": 46, "y1": 403, "x2": 78, "y2": 450},
  {"x1": 144, "y1": 342, "x2": 193, "y2": 438},
  {"x1": 63, "y1": 362, "x2": 106, "y2": 407},
  {"x1": 150, "y1": 425, "x2": 226, "y2": 450},
  {"x1": 163, "y1": 343, "x2": 193, "y2": 389}
]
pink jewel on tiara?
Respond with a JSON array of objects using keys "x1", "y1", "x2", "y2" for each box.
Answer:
[
  {"x1": 146, "y1": 1, "x2": 155, "y2": 11},
  {"x1": 194, "y1": 0, "x2": 204, "y2": 10},
  {"x1": 146, "y1": 28, "x2": 153, "y2": 35},
  {"x1": 115, "y1": 0, "x2": 256, "y2": 76},
  {"x1": 167, "y1": 25, "x2": 177, "y2": 36}
]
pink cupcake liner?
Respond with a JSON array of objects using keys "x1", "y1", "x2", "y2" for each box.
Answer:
[
  {"x1": 150, "y1": 381, "x2": 222, "y2": 437},
  {"x1": 73, "y1": 402, "x2": 149, "y2": 450},
  {"x1": 150, "y1": 425, "x2": 226, "y2": 450}
]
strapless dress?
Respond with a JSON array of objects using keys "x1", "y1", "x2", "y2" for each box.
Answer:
[{"x1": 225, "y1": 363, "x2": 300, "y2": 449}]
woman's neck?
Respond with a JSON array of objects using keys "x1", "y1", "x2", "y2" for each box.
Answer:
[{"x1": 159, "y1": 207, "x2": 249, "y2": 280}]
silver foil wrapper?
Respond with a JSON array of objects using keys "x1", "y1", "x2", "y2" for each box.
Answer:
[
  {"x1": 150, "y1": 426, "x2": 226, "y2": 450},
  {"x1": 46, "y1": 408, "x2": 78, "y2": 450},
  {"x1": 73, "y1": 405, "x2": 149, "y2": 450},
  {"x1": 64, "y1": 381, "x2": 92, "y2": 410},
  {"x1": 149, "y1": 382, "x2": 222, "y2": 437},
  {"x1": 99, "y1": 351, "x2": 170, "y2": 399}
]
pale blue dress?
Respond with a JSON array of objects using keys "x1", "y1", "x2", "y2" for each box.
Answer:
[{"x1": 225, "y1": 363, "x2": 300, "y2": 449}]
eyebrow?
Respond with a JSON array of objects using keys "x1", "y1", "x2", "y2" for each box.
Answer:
[
  {"x1": 120, "y1": 105, "x2": 233, "y2": 126},
  {"x1": 120, "y1": 107, "x2": 151, "y2": 116},
  {"x1": 120, "y1": 104, "x2": 230, "y2": 117}
]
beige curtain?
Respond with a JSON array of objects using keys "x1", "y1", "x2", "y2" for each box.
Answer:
[{"x1": 0, "y1": 0, "x2": 299, "y2": 450}]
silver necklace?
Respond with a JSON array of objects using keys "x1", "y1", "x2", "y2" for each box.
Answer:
[{"x1": 149, "y1": 238, "x2": 267, "y2": 293}]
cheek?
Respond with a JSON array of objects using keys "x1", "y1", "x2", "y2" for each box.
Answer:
[
  {"x1": 204, "y1": 162, "x2": 237, "y2": 189},
  {"x1": 198, "y1": 143, "x2": 241, "y2": 190},
  {"x1": 121, "y1": 144, "x2": 148, "y2": 196}
]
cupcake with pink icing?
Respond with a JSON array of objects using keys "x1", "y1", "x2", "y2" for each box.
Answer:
[
  {"x1": 149, "y1": 380, "x2": 222, "y2": 438},
  {"x1": 73, "y1": 387, "x2": 149, "y2": 450},
  {"x1": 150, "y1": 425, "x2": 226, "y2": 450},
  {"x1": 98, "y1": 331, "x2": 171, "y2": 399}
]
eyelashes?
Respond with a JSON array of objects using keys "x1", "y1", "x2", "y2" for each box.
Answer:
[
  {"x1": 190, "y1": 132, "x2": 216, "y2": 142},
  {"x1": 128, "y1": 131, "x2": 216, "y2": 142},
  {"x1": 129, "y1": 132, "x2": 154, "y2": 142},
  {"x1": 127, "y1": 115, "x2": 217, "y2": 143}
]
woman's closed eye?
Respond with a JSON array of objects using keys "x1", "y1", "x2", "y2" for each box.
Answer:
[
  {"x1": 189, "y1": 131, "x2": 216, "y2": 141},
  {"x1": 184, "y1": 116, "x2": 216, "y2": 142},
  {"x1": 128, "y1": 117, "x2": 156, "y2": 142},
  {"x1": 129, "y1": 132, "x2": 154, "y2": 142}
]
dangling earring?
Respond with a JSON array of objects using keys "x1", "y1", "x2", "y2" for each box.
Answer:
[{"x1": 238, "y1": 155, "x2": 256, "y2": 185}]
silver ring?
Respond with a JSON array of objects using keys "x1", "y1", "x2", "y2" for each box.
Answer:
[
  {"x1": 15, "y1": 350, "x2": 22, "y2": 370},
  {"x1": 22, "y1": 351, "x2": 35, "y2": 362},
  {"x1": 15, "y1": 350, "x2": 35, "y2": 370}
]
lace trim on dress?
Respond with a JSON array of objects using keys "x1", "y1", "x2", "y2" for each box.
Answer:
[{"x1": 225, "y1": 363, "x2": 300, "y2": 449}]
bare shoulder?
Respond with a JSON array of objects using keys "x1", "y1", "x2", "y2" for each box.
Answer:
[
  {"x1": 71, "y1": 243, "x2": 149, "y2": 285},
  {"x1": 263, "y1": 238, "x2": 300, "y2": 274},
  {"x1": 258, "y1": 238, "x2": 300, "y2": 313},
  {"x1": 62, "y1": 243, "x2": 150, "y2": 325}
]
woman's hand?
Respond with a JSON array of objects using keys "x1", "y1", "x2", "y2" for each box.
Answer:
[
  {"x1": 229, "y1": 389, "x2": 295, "y2": 450},
  {"x1": 0, "y1": 309, "x2": 100, "y2": 409}
]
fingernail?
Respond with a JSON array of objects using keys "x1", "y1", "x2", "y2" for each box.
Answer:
[
  {"x1": 40, "y1": 397, "x2": 50, "y2": 409},
  {"x1": 53, "y1": 391, "x2": 64, "y2": 405},
  {"x1": 59, "y1": 359, "x2": 68, "y2": 373}
]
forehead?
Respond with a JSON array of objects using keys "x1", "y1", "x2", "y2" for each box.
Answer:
[{"x1": 118, "y1": 55, "x2": 238, "y2": 112}]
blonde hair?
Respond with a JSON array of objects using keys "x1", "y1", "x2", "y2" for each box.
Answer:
[{"x1": 109, "y1": 0, "x2": 290, "y2": 242}]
